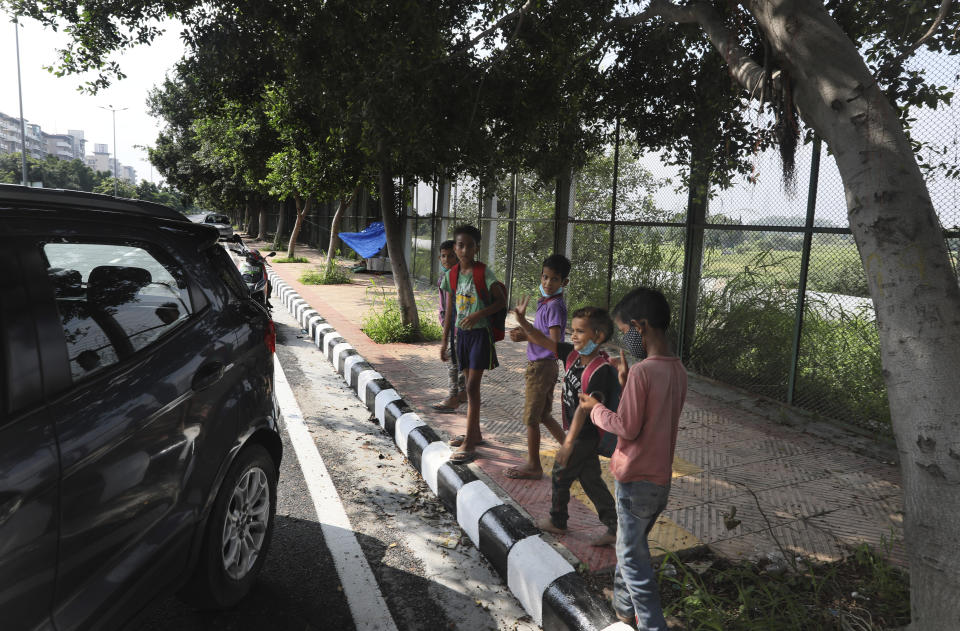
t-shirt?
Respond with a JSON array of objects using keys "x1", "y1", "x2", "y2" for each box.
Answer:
[
  {"x1": 590, "y1": 356, "x2": 687, "y2": 485},
  {"x1": 557, "y1": 342, "x2": 620, "y2": 441},
  {"x1": 439, "y1": 264, "x2": 498, "y2": 330},
  {"x1": 527, "y1": 294, "x2": 567, "y2": 361}
]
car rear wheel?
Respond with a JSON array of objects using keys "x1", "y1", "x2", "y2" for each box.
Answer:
[{"x1": 181, "y1": 444, "x2": 277, "y2": 608}]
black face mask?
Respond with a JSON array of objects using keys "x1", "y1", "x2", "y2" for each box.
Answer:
[{"x1": 622, "y1": 327, "x2": 646, "y2": 360}]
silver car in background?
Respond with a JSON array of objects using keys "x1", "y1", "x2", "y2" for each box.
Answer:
[{"x1": 190, "y1": 213, "x2": 234, "y2": 238}]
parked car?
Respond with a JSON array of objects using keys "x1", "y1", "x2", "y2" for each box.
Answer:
[
  {"x1": 190, "y1": 212, "x2": 234, "y2": 238},
  {"x1": 0, "y1": 185, "x2": 281, "y2": 631},
  {"x1": 222, "y1": 235, "x2": 275, "y2": 309}
]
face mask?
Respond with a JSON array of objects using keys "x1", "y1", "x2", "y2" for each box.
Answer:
[
  {"x1": 579, "y1": 339, "x2": 599, "y2": 356},
  {"x1": 539, "y1": 284, "x2": 563, "y2": 298},
  {"x1": 623, "y1": 328, "x2": 646, "y2": 359}
]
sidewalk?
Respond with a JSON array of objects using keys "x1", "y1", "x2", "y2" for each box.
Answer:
[{"x1": 262, "y1": 242, "x2": 906, "y2": 572}]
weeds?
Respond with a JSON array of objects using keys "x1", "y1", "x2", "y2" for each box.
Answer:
[
  {"x1": 301, "y1": 266, "x2": 351, "y2": 285},
  {"x1": 273, "y1": 256, "x2": 310, "y2": 263},
  {"x1": 362, "y1": 282, "x2": 442, "y2": 343},
  {"x1": 655, "y1": 543, "x2": 909, "y2": 630}
]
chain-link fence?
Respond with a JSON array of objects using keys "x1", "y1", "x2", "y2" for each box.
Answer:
[{"x1": 394, "y1": 104, "x2": 959, "y2": 440}]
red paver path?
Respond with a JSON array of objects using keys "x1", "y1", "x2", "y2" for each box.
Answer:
[{"x1": 262, "y1": 243, "x2": 906, "y2": 571}]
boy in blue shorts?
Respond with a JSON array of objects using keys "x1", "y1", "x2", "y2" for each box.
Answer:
[{"x1": 439, "y1": 225, "x2": 506, "y2": 463}]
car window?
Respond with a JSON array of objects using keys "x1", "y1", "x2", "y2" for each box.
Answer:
[
  {"x1": 207, "y1": 244, "x2": 249, "y2": 299},
  {"x1": 43, "y1": 241, "x2": 194, "y2": 382},
  {"x1": 206, "y1": 215, "x2": 229, "y2": 224}
]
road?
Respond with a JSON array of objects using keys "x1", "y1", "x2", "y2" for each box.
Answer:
[{"x1": 132, "y1": 302, "x2": 535, "y2": 631}]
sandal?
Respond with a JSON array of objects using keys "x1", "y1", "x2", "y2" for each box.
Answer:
[
  {"x1": 448, "y1": 435, "x2": 487, "y2": 447},
  {"x1": 448, "y1": 449, "x2": 477, "y2": 464},
  {"x1": 503, "y1": 467, "x2": 543, "y2": 480},
  {"x1": 431, "y1": 403, "x2": 459, "y2": 413}
]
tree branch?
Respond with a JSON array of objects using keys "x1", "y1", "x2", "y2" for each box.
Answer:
[
  {"x1": 448, "y1": 0, "x2": 535, "y2": 61},
  {"x1": 914, "y1": 0, "x2": 953, "y2": 48},
  {"x1": 614, "y1": 0, "x2": 767, "y2": 99}
]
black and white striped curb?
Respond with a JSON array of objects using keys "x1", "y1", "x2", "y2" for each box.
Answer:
[{"x1": 268, "y1": 269, "x2": 630, "y2": 631}]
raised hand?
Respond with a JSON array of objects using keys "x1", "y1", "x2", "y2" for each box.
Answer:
[
  {"x1": 611, "y1": 349, "x2": 629, "y2": 387},
  {"x1": 514, "y1": 295, "x2": 530, "y2": 321}
]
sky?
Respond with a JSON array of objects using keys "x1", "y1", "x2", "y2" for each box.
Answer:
[{"x1": 0, "y1": 15, "x2": 186, "y2": 184}]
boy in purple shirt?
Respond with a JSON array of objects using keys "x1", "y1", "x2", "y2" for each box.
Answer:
[
  {"x1": 432, "y1": 240, "x2": 466, "y2": 413},
  {"x1": 505, "y1": 254, "x2": 570, "y2": 479}
]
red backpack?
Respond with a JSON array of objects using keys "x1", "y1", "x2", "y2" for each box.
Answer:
[
  {"x1": 562, "y1": 349, "x2": 621, "y2": 457},
  {"x1": 448, "y1": 261, "x2": 507, "y2": 342}
]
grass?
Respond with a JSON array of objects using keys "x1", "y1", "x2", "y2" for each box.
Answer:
[
  {"x1": 650, "y1": 542, "x2": 909, "y2": 630},
  {"x1": 301, "y1": 266, "x2": 351, "y2": 285},
  {"x1": 273, "y1": 256, "x2": 310, "y2": 263},
  {"x1": 362, "y1": 282, "x2": 443, "y2": 343}
]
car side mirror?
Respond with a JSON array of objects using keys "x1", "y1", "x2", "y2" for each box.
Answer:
[{"x1": 267, "y1": 252, "x2": 276, "y2": 257}]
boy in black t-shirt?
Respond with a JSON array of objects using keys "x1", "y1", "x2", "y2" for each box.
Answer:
[{"x1": 513, "y1": 300, "x2": 620, "y2": 546}]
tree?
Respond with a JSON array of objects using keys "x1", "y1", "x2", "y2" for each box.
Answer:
[{"x1": 605, "y1": 1, "x2": 960, "y2": 626}]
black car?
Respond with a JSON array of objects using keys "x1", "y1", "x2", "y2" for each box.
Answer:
[{"x1": 0, "y1": 186, "x2": 282, "y2": 631}]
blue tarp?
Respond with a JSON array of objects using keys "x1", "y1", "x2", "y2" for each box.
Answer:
[{"x1": 338, "y1": 222, "x2": 387, "y2": 259}]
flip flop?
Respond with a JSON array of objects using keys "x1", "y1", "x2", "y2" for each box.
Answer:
[
  {"x1": 503, "y1": 467, "x2": 543, "y2": 480},
  {"x1": 448, "y1": 449, "x2": 477, "y2": 464},
  {"x1": 448, "y1": 435, "x2": 487, "y2": 447},
  {"x1": 431, "y1": 403, "x2": 459, "y2": 414}
]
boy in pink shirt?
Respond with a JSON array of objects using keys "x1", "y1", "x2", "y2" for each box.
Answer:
[{"x1": 578, "y1": 287, "x2": 687, "y2": 630}]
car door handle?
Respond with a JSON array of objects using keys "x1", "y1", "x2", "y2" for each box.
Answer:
[
  {"x1": 192, "y1": 361, "x2": 225, "y2": 391},
  {"x1": 0, "y1": 493, "x2": 23, "y2": 528}
]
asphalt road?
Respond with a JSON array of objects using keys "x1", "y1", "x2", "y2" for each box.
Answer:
[{"x1": 132, "y1": 302, "x2": 534, "y2": 631}]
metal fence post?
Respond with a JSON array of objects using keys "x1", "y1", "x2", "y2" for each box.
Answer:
[
  {"x1": 506, "y1": 173, "x2": 518, "y2": 306},
  {"x1": 430, "y1": 179, "x2": 439, "y2": 285},
  {"x1": 787, "y1": 136, "x2": 822, "y2": 405},
  {"x1": 555, "y1": 167, "x2": 575, "y2": 259},
  {"x1": 606, "y1": 119, "x2": 621, "y2": 311}
]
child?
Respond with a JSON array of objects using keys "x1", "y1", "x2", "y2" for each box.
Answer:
[
  {"x1": 432, "y1": 240, "x2": 467, "y2": 413},
  {"x1": 505, "y1": 254, "x2": 570, "y2": 480},
  {"x1": 577, "y1": 287, "x2": 687, "y2": 630},
  {"x1": 439, "y1": 225, "x2": 507, "y2": 463},
  {"x1": 513, "y1": 299, "x2": 621, "y2": 547}
]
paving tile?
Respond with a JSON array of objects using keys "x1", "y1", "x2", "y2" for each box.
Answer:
[{"x1": 664, "y1": 491, "x2": 793, "y2": 545}]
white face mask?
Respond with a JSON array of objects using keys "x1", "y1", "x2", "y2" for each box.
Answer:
[{"x1": 539, "y1": 284, "x2": 563, "y2": 298}]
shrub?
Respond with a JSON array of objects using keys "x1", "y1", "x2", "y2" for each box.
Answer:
[
  {"x1": 301, "y1": 266, "x2": 351, "y2": 285},
  {"x1": 273, "y1": 256, "x2": 309, "y2": 263},
  {"x1": 362, "y1": 285, "x2": 442, "y2": 343}
]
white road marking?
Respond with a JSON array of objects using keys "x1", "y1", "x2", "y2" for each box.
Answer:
[{"x1": 273, "y1": 355, "x2": 398, "y2": 631}]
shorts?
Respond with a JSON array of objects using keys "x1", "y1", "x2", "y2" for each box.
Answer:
[
  {"x1": 456, "y1": 327, "x2": 499, "y2": 371},
  {"x1": 523, "y1": 359, "x2": 559, "y2": 427}
]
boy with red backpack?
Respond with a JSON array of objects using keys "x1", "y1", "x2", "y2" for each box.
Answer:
[
  {"x1": 439, "y1": 225, "x2": 507, "y2": 464},
  {"x1": 513, "y1": 300, "x2": 620, "y2": 547}
]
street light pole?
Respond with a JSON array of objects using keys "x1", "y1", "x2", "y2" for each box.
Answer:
[
  {"x1": 14, "y1": 17, "x2": 28, "y2": 186},
  {"x1": 99, "y1": 105, "x2": 127, "y2": 196}
]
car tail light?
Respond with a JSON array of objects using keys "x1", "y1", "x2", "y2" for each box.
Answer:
[{"x1": 265, "y1": 319, "x2": 276, "y2": 354}]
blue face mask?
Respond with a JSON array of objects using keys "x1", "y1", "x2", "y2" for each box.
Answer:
[
  {"x1": 579, "y1": 339, "x2": 599, "y2": 356},
  {"x1": 539, "y1": 284, "x2": 563, "y2": 298}
]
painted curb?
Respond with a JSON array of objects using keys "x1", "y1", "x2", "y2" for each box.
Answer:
[{"x1": 267, "y1": 269, "x2": 631, "y2": 631}]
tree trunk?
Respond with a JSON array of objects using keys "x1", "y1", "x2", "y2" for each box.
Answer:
[
  {"x1": 257, "y1": 200, "x2": 268, "y2": 242},
  {"x1": 246, "y1": 198, "x2": 258, "y2": 237},
  {"x1": 287, "y1": 195, "x2": 311, "y2": 259},
  {"x1": 243, "y1": 200, "x2": 252, "y2": 235},
  {"x1": 673, "y1": 1, "x2": 960, "y2": 626},
  {"x1": 326, "y1": 186, "x2": 360, "y2": 274},
  {"x1": 378, "y1": 166, "x2": 421, "y2": 333},
  {"x1": 273, "y1": 201, "x2": 286, "y2": 251}
]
